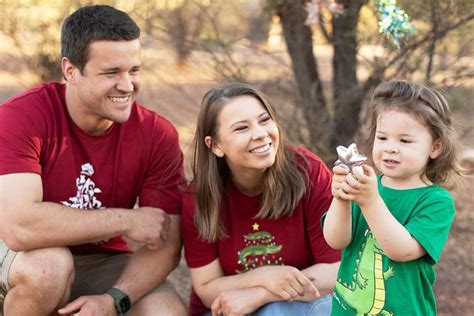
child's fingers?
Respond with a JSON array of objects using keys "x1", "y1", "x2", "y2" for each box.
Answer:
[
  {"x1": 355, "y1": 165, "x2": 376, "y2": 184},
  {"x1": 364, "y1": 165, "x2": 376, "y2": 176},
  {"x1": 341, "y1": 179, "x2": 358, "y2": 194},
  {"x1": 346, "y1": 173, "x2": 362, "y2": 189},
  {"x1": 338, "y1": 189, "x2": 354, "y2": 201},
  {"x1": 333, "y1": 164, "x2": 350, "y2": 175}
]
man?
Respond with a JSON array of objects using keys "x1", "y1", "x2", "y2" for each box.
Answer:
[{"x1": 0, "y1": 5, "x2": 187, "y2": 316}]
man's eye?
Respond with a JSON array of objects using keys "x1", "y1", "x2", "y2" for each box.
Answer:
[{"x1": 401, "y1": 139, "x2": 412, "y2": 144}]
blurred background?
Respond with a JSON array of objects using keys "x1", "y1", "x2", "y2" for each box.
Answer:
[{"x1": 0, "y1": 0, "x2": 472, "y2": 314}]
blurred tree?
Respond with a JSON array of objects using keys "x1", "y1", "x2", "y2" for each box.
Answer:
[
  {"x1": 0, "y1": 0, "x2": 256, "y2": 81},
  {"x1": 129, "y1": 0, "x2": 208, "y2": 67},
  {"x1": 266, "y1": 0, "x2": 474, "y2": 160},
  {"x1": 0, "y1": 0, "x2": 101, "y2": 83}
]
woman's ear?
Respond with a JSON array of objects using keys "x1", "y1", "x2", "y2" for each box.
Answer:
[
  {"x1": 430, "y1": 138, "x2": 443, "y2": 159},
  {"x1": 205, "y1": 136, "x2": 224, "y2": 157}
]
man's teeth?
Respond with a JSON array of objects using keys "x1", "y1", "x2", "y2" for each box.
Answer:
[
  {"x1": 251, "y1": 144, "x2": 270, "y2": 153},
  {"x1": 109, "y1": 96, "x2": 129, "y2": 103}
]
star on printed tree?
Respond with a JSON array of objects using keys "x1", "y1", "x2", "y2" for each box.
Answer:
[{"x1": 252, "y1": 223, "x2": 260, "y2": 231}]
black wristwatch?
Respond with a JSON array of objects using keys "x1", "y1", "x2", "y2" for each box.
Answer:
[{"x1": 105, "y1": 288, "x2": 131, "y2": 315}]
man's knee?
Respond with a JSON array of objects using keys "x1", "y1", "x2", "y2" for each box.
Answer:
[
  {"x1": 10, "y1": 247, "x2": 74, "y2": 295},
  {"x1": 130, "y1": 291, "x2": 187, "y2": 316}
]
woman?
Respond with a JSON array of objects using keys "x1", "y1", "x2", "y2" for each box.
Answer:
[{"x1": 183, "y1": 83, "x2": 340, "y2": 316}]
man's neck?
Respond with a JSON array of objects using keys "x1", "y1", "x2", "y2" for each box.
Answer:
[{"x1": 65, "y1": 86, "x2": 113, "y2": 135}]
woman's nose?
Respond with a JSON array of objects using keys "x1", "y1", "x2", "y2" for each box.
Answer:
[{"x1": 252, "y1": 127, "x2": 269, "y2": 140}]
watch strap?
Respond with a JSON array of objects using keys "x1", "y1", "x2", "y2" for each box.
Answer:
[{"x1": 105, "y1": 287, "x2": 131, "y2": 315}]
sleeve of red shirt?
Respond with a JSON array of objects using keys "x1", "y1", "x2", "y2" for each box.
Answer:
[
  {"x1": 0, "y1": 99, "x2": 43, "y2": 175},
  {"x1": 301, "y1": 148, "x2": 341, "y2": 263},
  {"x1": 182, "y1": 190, "x2": 219, "y2": 268},
  {"x1": 138, "y1": 116, "x2": 184, "y2": 215}
]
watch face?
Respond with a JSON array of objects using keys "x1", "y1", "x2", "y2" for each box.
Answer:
[{"x1": 119, "y1": 296, "x2": 131, "y2": 313}]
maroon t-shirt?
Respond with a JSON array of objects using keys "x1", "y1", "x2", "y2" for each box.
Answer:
[
  {"x1": 0, "y1": 82, "x2": 184, "y2": 253},
  {"x1": 183, "y1": 147, "x2": 341, "y2": 315}
]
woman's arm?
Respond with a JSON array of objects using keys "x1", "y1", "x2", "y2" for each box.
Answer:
[
  {"x1": 210, "y1": 261, "x2": 340, "y2": 316},
  {"x1": 302, "y1": 261, "x2": 340, "y2": 297},
  {"x1": 190, "y1": 259, "x2": 319, "y2": 307}
]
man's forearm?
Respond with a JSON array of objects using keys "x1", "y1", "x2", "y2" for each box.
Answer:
[
  {"x1": 112, "y1": 216, "x2": 182, "y2": 303},
  {"x1": 1, "y1": 172, "x2": 131, "y2": 251},
  {"x1": 2, "y1": 201, "x2": 130, "y2": 251},
  {"x1": 113, "y1": 245, "x2": 180, "y2": 303}
]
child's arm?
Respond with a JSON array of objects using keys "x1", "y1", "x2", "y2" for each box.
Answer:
[
  {"x1": 343, "y1": 165, "x2": 426, "y2": 262},
  {"x1": 323, "y1": 165, "x2": 353, "y2": 250}
]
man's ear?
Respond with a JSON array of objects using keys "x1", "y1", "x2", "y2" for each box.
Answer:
[
  {"x1": 205, "y1": 136, "x2": 224, "y2": 158},
  {"x1": 61, "y1": 57, "x2": 78, "y2": 83},
  {"x1": 430, "y1": 138, "x2": 443, "y2": 159}
]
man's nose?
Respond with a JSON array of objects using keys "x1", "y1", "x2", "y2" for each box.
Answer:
[{"x1": 116, "y1": 73, "x2": 134, "y2": 93}]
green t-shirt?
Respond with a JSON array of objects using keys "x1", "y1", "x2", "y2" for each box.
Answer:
[{"x1": 331, "y1": 176, "x2": 455, "y2": 316}]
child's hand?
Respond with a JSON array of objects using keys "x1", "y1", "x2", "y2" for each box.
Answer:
[
  {"x1": 332, "y1": 165, "x2": 350, "y2": 200},
  {"x1": 342, "y1": 164, "x2": 379, "y2": 207}
]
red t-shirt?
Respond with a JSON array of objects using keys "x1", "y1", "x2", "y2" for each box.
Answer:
[
  {"x1": 0, "y1": 82, "x2": 184, "y2": 254},
  {"x1": 183, "y1": 147, "x2": 341, "y2": 315}
]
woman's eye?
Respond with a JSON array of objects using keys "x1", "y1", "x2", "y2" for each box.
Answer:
[
  {"x1": 260, "y1": 116, "x2": 271, "y2": 123},
  {"x1": 376, "y1": 136, "x2": 386, "y2": 140},
  {"x1": 235, "y1": 126, "x2": 248, "y2": 131}
]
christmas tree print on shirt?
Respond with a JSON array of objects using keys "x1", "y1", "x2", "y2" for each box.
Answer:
[{"x1": 235, "y1": 223, "x2": 284, "y2": 273}]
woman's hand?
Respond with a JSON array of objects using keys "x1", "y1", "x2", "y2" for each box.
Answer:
[
  {"x1": 254, "y1": 266, "x2": 319, "y2": 301},
  {"x1": 211, "y1": 287, "x2": 267, "y2": 316}
]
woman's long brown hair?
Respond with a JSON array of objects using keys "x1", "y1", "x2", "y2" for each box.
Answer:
[{"x1": 191, "y1": 83, "x2": 308, "y2": 241}]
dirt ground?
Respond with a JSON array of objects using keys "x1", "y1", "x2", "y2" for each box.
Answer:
[{"x1": 0, "y1": 69, "x2": 472, "y2": 315}]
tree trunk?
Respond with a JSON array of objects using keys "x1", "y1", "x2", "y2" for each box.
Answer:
[
  {"x1": 331, "y1": 1, "x2": 364, "y2": 148},
  {"x1": 425, "y1": 0, "x2": 438, "y2": 83},
  {"x1": 275, "y1": 0, "x2": 331, "y2": 156}
]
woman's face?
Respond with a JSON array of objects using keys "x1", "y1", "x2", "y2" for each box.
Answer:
[{"x1": 209, "y1": 95, "x2": 280, "y2": 175}]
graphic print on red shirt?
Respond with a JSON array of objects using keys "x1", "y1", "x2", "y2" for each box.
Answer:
[
  {"x1": 235, "y1": 223, "x2": 284, "y2": 273},
  {"x1": 0, "y1": 82, "x2": 184, "y2": 254},
  {"x1": 183, "y1": 146, "x2": 341, "y2": 315}
]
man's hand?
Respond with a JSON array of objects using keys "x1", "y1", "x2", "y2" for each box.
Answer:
[
  {"x1": 254, "y1": 266, "x2": 319, "y2": 301},
  {"x1": 126, "y1": 207, "x2": 171, "y2": 250},
  {"x1": 58, "y1": 294, "x2": 115, "y2": 316}
]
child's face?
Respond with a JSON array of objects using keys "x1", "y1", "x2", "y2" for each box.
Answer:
[
  {"x1": 372, "y1": 110, "x2": 441, "y2": 188},
  {"x1": 210, "y1": 95, "x2": 279, "y2": 176}
]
